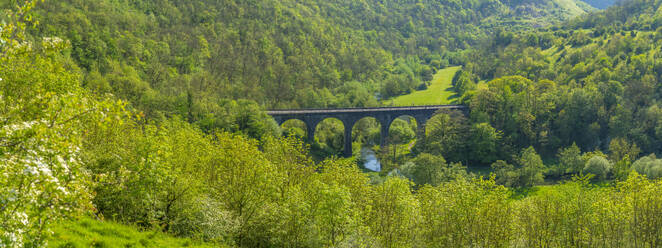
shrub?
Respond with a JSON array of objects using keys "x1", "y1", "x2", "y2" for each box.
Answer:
[
  {"x1": 584, "y1": 156, "x2": 612, "y2": 181},
  {"x1": 491, "y1": 160, "x2": 519, "y2": 187},
  {"x1": 402, "y1": 153, "x2": 468, "y2": 186},
  {"x1": 366, "y1": 177, "x2": 420, "y2": 248},
  {"x1": 1, "y1": 10, "x2": 126, "y2": 245},
  {"x1": 632, "y1": 154, "x2": 662, "y2": 179},
  {"x1": 417, "y1": 178, "x2": 513, "y2": 247}
]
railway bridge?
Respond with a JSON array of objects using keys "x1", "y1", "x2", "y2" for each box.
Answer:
[{"x1": 268, "y1": 105, "x2": 468, "y2": 157}]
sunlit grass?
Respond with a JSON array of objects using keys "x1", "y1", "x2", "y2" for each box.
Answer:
[
  {"x1": 48, "y1": 217, "x2": 218, "y2": 248},
  {"x1": 388, "y1": 66, "x2": 461, "y2": 106}
]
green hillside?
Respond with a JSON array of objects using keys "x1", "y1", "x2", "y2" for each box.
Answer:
[
  {"x1": 582, "y1": 0, "x2": 619, "y2": 9},
  {"x1": 389, "y1": 66, "x2": 461, "y2": 106},
  {"x1": 455, "y1": 0, "x2": 662, "y2": 157},
  {"x1": 0, "y1": 0, "x2": 594, "y2": 114},
  {"x1": 7, "y1": 0, "x2": 662, "y2": 247}
]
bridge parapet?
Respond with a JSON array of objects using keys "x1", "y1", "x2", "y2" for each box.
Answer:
[{"x1": 267, "y1": 105, "x2": 466, "y2": 115}]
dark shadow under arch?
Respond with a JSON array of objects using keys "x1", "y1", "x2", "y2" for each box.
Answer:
[{"x1": 314, "y1": 117, "x2": 346, "y2": 156}]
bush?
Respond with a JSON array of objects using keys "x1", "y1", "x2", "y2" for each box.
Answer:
[
  {"x1": 417, "y1": 178, "x2": 513, "y2": 247},
  {"x1": 402, "y1": 153, "x2": 468, "y2": 186},
  {"x1": 632, "y1": 154, "x2": 662, "y2": 179},
  {"x1": 583, "y1": 156, "x2": 612, "y2": 181},
  {"x1": 1, "y1": 17, "x2": 126, "y2": 246},
  {"x1": 169, "y1": 196, "x2": 238, "y2": 243},
  {"x1": 86, "y1": 119, "x2": 209, "y2": 231}
]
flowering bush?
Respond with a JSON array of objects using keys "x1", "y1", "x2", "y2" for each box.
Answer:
[{"x1": 1, "y1": 3, "x2": 126, "y2": 245}]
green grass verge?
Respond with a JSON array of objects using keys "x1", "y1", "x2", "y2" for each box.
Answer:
[
  {"x1": 48, "y1": 217, "x2": 218, "y2": 248},
  {"x1": 388, "y1": 66, "x2": 461, "y2": 106}
]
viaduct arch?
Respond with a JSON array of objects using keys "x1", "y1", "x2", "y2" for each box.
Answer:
[{"x1": 268, "y1": 105, "x2": 468, "y2": 157}]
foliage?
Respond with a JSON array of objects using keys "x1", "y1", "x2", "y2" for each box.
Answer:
[
  {"x1": 84, "y1": 118, "x2": 216, "y2": 237},
  {"x1": 421, "y1": 110, "x2": 470, "y2": 163},
  {"x1": 195, "y1": 99, "x2": 279, "y2": 139},
  {"x1": 401, "y1": 153, "x2": 468, "y2": 186},
  {"x1": 517, "y1": 147, "x2": 546, "y2": 187},
  {"x1": 491, "y1": 147, "x2": 545, "y2": 187},
  {"x1": 460, "y1": 0, "x2": 662, "y2": 165},
  {"x1": 0, "y1": 1, "x2": 125, "y2": 245},
  {"x1": 417, "y1": 177, "x2": 513, "y2": 248},
  {"x1": 608, "y1": 138, "x2": 641, "y2": 163},
  {"x1": 619, "y1": 172, "x2": 662, "y2": 248},
  {"x1": 469, "y1": 122, "x2": 502, "y2": 164},
  {"x1": 0, "y1": 0, "x2": 594, "y2": 121},
  {"x1": 452, "y1": 69, "x2": 477, "y2": 96},
  {"x1": 365, "y1": 177, "x2": 420, "y2": 248},
  {"x1": 313, "y1": 118, "x2": 346, "y2": 157},
  {"x1": 6, "y1": 0, "x2": 662, "y2": 247},
  {"x1": 516, "y1": 179, "x2": 604, "y2": 247},
  {"x1": 558, "y1": 143, "x2": 584, "y2": 175},
  {"x1": 584, "y1": 155, "x2": 613, "y2": 181},
  {"x1": 632, "y1": 154, "x2": 662, "y2": 179},
  {"x1": 491, "y1": 160, "x2": 519, "y2": 187},
  {"x1": 385, "y1": 118, "x2": 416, "y2": 164}
]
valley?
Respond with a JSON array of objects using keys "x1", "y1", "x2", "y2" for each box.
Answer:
[{"x1": 4, "y1": 0, "x2": 662, "y2": 247}]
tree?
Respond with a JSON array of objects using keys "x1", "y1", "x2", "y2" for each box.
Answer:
[
  {"x1": 491, "y1": 160, "x2": 519, "y2": 187},
  {"x1": 205, "y1": 133, "x2": 279, "y2": 246},
  {"x1": 452, "y1": 70, "x2": 476, "y2": 96},
  {"x1": 584, "y1": 156, "x2": 612, "y2": 181},
  {"x1": 558, "y1": 143, "x2": 583, "y2": 175},
  {"x1": 608, "y1": 138, "x2": 640, "y2": 162},
  {"x1": 388, "y1": 118, "x2": 416, "y2": 163},
  {"x1": 468, "y1": 122, "x2": 502, "y2": 164},
  {"x1": 1, "y1": 2, "x2": 126, "y2": 245},
  {"x1": 632, "y1": 154, "x2": 662, "y2": 179},
  {"x1": 417, "y1": 178, "x2": 513, "y2": 247},
  {"x1": 85, "y1": 118, "x2": 212, "y2": 236},
  {"x1": 195, "y1": 99, "x2": 279, "y2": 139},
  {"x1": 403, "y1": 153, "x2": 468, "y2": 186},
  {"x1": 517, "y1": 147, "x2": 545, "y2": 187},
  {"x1": 366, "y1": 177, "x2": 420, "y2": 248},
  {"x1": 423, "y1": 110, "x2": 469, "y2": 162}
]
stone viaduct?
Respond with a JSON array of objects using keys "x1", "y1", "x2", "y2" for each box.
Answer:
[{"x1": 268, "y1": 105, "x2": 468, "y2": 157}]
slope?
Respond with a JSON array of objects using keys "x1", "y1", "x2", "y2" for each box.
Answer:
[
  {"x1": 456, "y1": 0, "x2": 662, "y2": 157},
  {"x1": 0, "y1": 0, "x2": 596, "y2": 113},
  {"x1": 389, "y1": 66, "x2": 461, "y2": 106},
  {"x1": 582, "y1": 0, "x2": 620, "y2": 9},
  {"x1": 48, "y1": 218, "x2": 218, "y2": 247}
]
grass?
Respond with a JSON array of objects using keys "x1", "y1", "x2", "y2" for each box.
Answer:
[
  {"x1": 48, "y1": 217, "x2": 219, "y2": 248},
  {"x1": 552, "y1": 0, "x2": 594, "y2": 16},
  {"x1": 388, "y1": 66, "x2": 461, "y2": 106}
]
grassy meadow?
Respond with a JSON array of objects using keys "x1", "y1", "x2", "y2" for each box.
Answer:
[
  {"x1": 48, "y1": 218, "x2": 217, "y2": 248},
  {"x1": 388, "y1": 66, "x2": 461, "y2": 106}
]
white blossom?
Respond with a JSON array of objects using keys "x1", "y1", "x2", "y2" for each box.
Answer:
[{"x1": 17, "y1": 212, "x2": 28, "y2": 226}]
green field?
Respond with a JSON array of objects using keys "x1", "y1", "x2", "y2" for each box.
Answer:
[
  {"x1": 388, "y1": 66, "x2": 461, "y2": 106},
  {"x1": 48, "y1": 217, "x2": 218, "y2": 248}
]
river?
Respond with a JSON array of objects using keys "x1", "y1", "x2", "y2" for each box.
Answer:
[{"x1": 360, "y1": 147, "x2": 381, "y2": 172}]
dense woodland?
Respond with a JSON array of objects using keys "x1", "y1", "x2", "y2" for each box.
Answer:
[
  {"x1": 448, "y1": 0, "x2": 662, "y2": 172},
  {"x1": 11, "y1": 0, "x2": 596, "y2": 113},
  {"x1": 2, "y1": 0, "x2": 662, "y2": 247}
]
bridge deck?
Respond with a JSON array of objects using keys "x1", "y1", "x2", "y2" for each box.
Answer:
[{"x1": 267, "y1": 105, "x2": 466, "y2": 115}]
